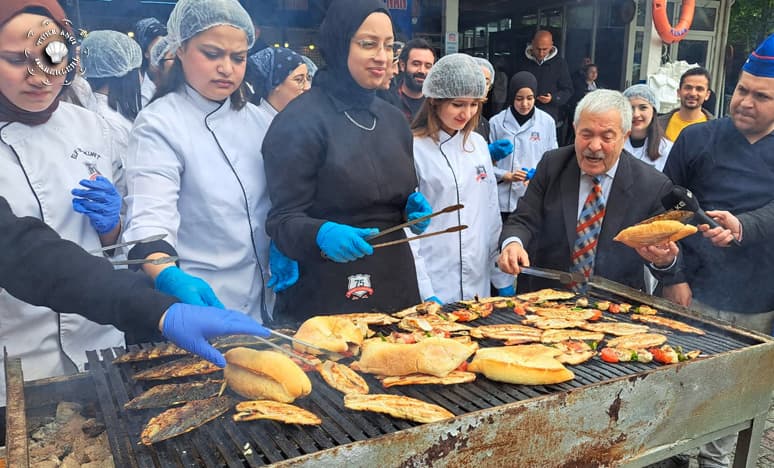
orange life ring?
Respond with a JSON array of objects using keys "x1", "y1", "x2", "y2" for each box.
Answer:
[{"x1": 652, "y1": 0, "x2": 695, "y2": 44}]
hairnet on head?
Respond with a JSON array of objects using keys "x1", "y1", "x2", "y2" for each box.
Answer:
[
  {"x1": 246, "y1": 47, "x2": 305, "y2": 99},
  {"x1": 623, "y1": 84, "x2": 659, "y2": 111},
  {"x1": 166, "y1": 0, "x2": 255, "y2": 54},
  {"x1": 301, "y1": 55, "x2": 318, "y2": 78},
  {"x1": 133, "y1": 17, "x2": 167, "y2": 53},
  {"x1": 422, "y1": 54, "x2": 486, "y2": 99},
  {"x1": 474, "y1": 57, "x2": 495, "y2": 81},
  {"x1": 149, "y1": 36, "x2": 170, "y2": 68},
  {"x1": 81, "y1": 30, "x2": 143, "y2": 78}
]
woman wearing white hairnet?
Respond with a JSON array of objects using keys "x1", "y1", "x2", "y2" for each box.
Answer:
[
  {"x1": 80, "y1": 30, "x2": 143, "y2": 150},
  {"x1": 622, "y1": 84, "x2": 672, "y2": 172},
  {"x1": 133, "y1": 18, "x2": 167, "y2": 107},
  {"x1": 122, "y1": 0, "x2": 297, "y2": 324},
  {"x1": 262, "y1": 0, "x2": 432, "y2": 324},
  {"x1": 0, "y1": 0, "x2": 126, "y2": 404},
  {"x1": 410, "y1": 54, "x2": 513, "y2": 303}
]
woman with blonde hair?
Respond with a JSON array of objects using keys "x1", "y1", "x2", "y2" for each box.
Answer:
[{"x1": 410, "y1": 53, "x2": 513, "y2": 302}]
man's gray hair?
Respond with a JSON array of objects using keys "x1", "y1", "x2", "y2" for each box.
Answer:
[{"x1": 573, "y1": 89, "x2": 632, "y2": 134}]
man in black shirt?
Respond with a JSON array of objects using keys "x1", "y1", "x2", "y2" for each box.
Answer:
[{"x1": 393, "y1": 38, "x2": 435, "y2": 122}]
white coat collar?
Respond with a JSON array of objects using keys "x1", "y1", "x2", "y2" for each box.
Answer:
[
  {"x1": 525, "y1": 45, "x2": 558, "y2": 65},
  {"x1": 182, "y1": 84, "x2": 230, "y2": 117},
  {"x1": 258, "y1": 99, "x2": 279, "y2": 118},
  {"x1": 502, "y1": 108, "x2": 535, "y2": 134}
]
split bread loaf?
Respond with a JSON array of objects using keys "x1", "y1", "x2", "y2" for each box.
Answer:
[
  {"x1": 353, "y1": 337, "x2": 478, "y2": 377},
  {"x1": 224, "y1": 348, "x2": 312, "y2": 403},
  {"x1": 614, "y1": 220, "x2": 697, "y2": 248},
  {"x1": 293, "y1": 316, "x2": 364, "y2": 354},
  {"x1": 467, "y1": 344, "x2": 575, "y2": 385}
]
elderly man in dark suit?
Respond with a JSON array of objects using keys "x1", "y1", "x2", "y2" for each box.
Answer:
[{"x1": 498, "y1": 89, "x2": 686, "y2": 294}]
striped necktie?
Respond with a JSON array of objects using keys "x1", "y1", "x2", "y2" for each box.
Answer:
[{"x1": 571, "y1": 176, "x2": 606, "y2": 280}]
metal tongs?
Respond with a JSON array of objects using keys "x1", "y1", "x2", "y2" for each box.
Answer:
[
  {"x1": 367, "y1": 203, "x2": 467, "y2": 249},
  {"x1": 518, "y1": 266, "x2": 587, "y2": 286},
  {"x1": 250, "y1": 329, "x2": 328, "y2": 367},
  {"x1": 89, "y1": 233, "x2": 178, "y2": 266},
  {"x1": 110, "y1": 256, "x2": 179, "y2": 266},
  {"x1": 88, "y1": 233, "x2": 168, "y2": 254}
]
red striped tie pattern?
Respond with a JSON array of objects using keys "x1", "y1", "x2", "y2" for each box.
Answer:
[{"x1": 571, "y1": 176, "x2": 606, "y2": 281}]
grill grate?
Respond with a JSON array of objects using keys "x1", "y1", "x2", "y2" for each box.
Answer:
[{"x1": 88, "y1": 293, "x2": 762, "y2": 467}]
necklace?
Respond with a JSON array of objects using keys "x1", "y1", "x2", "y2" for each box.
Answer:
[{"x1": 344, "y1": 111, "x2": 376, "y2": 131}]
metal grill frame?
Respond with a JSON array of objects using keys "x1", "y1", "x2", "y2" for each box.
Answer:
[{"x1": 8, "y1": 277, "x2": 774, "y2": 467}]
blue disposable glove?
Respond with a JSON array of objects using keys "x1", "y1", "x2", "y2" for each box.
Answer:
[
  {"x1": 267, "y1": 241, "x2": 299, "y2": 293},
  {"x1": 488, "y1": 139, "x2": 514, "y2": 161},
  {"x1": 521, "y1": 167, "x2": 536, "y2": 181},
  {"x1": 316, "y1": 221, "x2": 378, "y2": 263},
  {"x1": 161, "y1": 303, "x2": 270, "y2": 367},
  {"x1": 425, "y1": 296, "x2": 443, "y2": 305},
  {"x1": 498, "y1": 285, "x2": 516, "y2": 297},
  {"x1": 71, "y1": 176, "x2": 122, "y2": 234},
  {"x1": 406, "y1": 192, "x2": 432, "y2": 234},
  {"x1": 155, "y1": 266, "x2": 225, "y2": 308}
]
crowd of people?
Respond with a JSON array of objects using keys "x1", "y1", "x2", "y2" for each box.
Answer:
[{"x1": 1, "y1": 0, "x2": 773, "y2": 463}]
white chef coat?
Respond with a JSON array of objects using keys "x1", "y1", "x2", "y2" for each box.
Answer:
[
  {"x1": 0, "y1": 102, "x2": 126, "y2": 404},
  {"x1": 140, "y1": 71, "x2": 156, "y2": 108},
  {"x1": 489, "y1": 107, "x2": 557, "y2": 213},
  {"x1": 624, "y1": 137, "x2": 673, "y2": 173},
  {"x1": 254, "y1": 99, "x2": 278, "y2": 137},
  {"x1": 123, "y1": 86, "x2": 273, "y2": 322},
  {"x1": 412, "y1": 130, "x2": 511, "y2": 303},
  {"x1": 87, "y1": 93, "x2": 133, "y2": 159}
]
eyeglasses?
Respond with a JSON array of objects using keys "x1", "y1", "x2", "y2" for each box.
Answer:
[
  {"x1": 352, "y1": 39, "x2": 404, "y2": 57},
  {"x1": 290, "y1": 74, "x2": 313, "y2": 89}
]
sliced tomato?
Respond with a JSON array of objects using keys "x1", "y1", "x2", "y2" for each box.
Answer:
[
  {"x1": 513, "y1": 304, "x2": 527, "y2": 316},
  {"x1": 608, "y1": 303, "x2": 621, "y2": 314},
  {"x1": 589, "y1": 309, "x2": 602, "y2": 321},
  {"x1": 600, "y1": 348, "x2": 620, "y2": 363},
  {"x1": 649, "y1": 346, "x2": 677, "y2": 364},
  {"x1": 456, "y1": 361, "x2": 468, "y2": 372},
  {"x1": 451, "y1": 310, "x2": 475, "y2": 322}
]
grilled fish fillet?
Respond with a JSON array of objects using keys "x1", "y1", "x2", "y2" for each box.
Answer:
[
  {"x1": 133, "y1": 356, "x2": 221, "y2": 381},
  {"x1": 140, "y1": 396, "x2": 233, "y2": 445},
  {"x1": 125, "y1": 380, "x2": 224, "y2": 410},
  {"x1": 380, "y1": 371, "x2": 476, "y2": 388},
  {"x1": 344, "y1": 394, "x2": 454, "y2": 423},
  {"x1": 317, "y1": 360, "x2": 369, "y2": 395},
  {"x1": 113, "y1": 343, "x2": 187, "y2": 364},
  {"x1": 631, "y1": 314, "x2": 706, "y2": 335},
  {"x1": 233, "y1": 401, "x2": 321, "y2": 425}
]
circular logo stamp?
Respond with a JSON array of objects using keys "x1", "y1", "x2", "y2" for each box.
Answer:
[{"x1": 25, "y1": 18, "x2": 80, "y2": 86}]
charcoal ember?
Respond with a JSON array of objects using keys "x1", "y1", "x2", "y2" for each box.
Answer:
[{"x1": 81, "y1": 418, "x2": 106, "y2": 437}]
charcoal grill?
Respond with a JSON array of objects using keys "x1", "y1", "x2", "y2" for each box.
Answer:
[{"x1": 6, "y1": 277, "x2": 774, "y2": 467}]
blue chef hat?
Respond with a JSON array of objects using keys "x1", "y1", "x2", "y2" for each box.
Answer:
[
  {"x1": 742, "y1": 33, "x2": 774, "y2": 78},
  {"x1": 246, "y1": 47, "x2": 305, "y2": 99}
]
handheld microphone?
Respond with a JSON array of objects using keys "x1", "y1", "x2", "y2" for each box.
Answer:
[{"x1": 661, "y1": 186, "x2": 741, "y2": 247}]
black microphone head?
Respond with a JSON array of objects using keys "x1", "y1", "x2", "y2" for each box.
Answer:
[{"x1": 661, "y1": 186, "x2": 701, "y2": 212}]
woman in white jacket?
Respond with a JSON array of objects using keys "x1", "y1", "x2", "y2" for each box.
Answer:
[
  {"x1": 80, "y1": 30, "x2": 143, "y2": 152},
  {"x1": 0, "y1": 0, "x2": 125, "y2": 404},
  {"x1": 489, "y1": 71, "x2": 557, "y2": 218},
  {"x1": 123, "y1": 0, "x2": 296, "y2": 324},
  {"x1": 622, "y1": 84, "x2": 673, "y2": 172},
  {"x1": 410, "y1": 54, "x2": 513, "y2": 303}
]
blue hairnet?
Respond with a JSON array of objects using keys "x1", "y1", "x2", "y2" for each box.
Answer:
[
  {"x1": 150, "y1": 36, "x2": 171, "y2": 68},
  {"x1": 134, "y1": 18, "x2": 167, "y2": 53},
  {"x1": 246, "y1": 47, "x2": 305, "y2": 98},
  {"x1": 623, "y1": 84, "x2": 660, "y2": 111},
  {"x1": 81, "y1": 30, "x2": 143, "y2": 78},
  {"x1": 301, "y1": 55, "x2": 318, "y2": 78},
  {"x1": 166, "y1": 0, "x2": 254, "y2": 54},
  {"x1": 423, "y1": 53, "x2": 486, "y2": 99}
]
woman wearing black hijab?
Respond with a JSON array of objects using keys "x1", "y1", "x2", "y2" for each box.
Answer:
[{"x1": 262, "y1": 0, "x2": 431, "y2": 324}]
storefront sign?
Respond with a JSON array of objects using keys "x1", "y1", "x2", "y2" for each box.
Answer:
[{"x1": 445, "y1": 31, "x2": 458, "y2": 55}]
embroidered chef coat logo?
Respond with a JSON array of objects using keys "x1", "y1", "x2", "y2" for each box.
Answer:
[
  {"x1": 69, "y1": 147, "x2": 104, "y2": 179},
  {"x1": 530, "y1": 132, "x2": 541, "y2": 142},
  {"x1": 475, "y1": 165, "x2": 488, "y2": 182},
  {"x1": 345, "y1": 274, "x2": 374, "y2": 300}
]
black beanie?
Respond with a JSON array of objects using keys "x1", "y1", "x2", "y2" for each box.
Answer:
[{"x1": 507, "y1": 71, "x2": 538, "y2": 104}]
